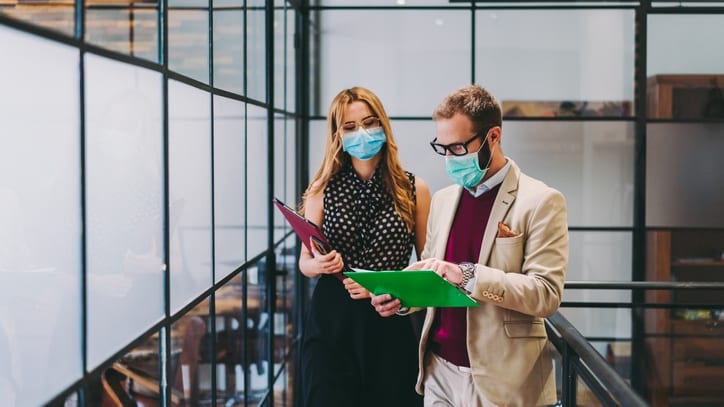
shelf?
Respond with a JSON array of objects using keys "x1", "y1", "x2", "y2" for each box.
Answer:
[{"x1": 672, "y1": 260, "x2": 724, "y2": 267}]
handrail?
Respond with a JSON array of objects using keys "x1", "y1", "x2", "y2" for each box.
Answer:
[
  {"x1": 565, "y1": 280, "x2": 724, "y2": 290},
  {"x1": 545, "y1": 312, "x2": 649, "y2": 407}
]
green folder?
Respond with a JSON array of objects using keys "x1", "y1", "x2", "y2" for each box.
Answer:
[{"x1": 343, "y1": 269, "x2": 479, "y2": 308}]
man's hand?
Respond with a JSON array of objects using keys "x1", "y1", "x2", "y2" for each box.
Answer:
[
  {"x1": 370, "y1": 293, "x2": 401, "y2": 317},
  {"x1": 405, "y1": 258, "x2": 464, "y2": 285}
]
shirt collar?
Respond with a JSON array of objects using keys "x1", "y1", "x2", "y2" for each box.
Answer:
[{"x1": 465, "y1": 158, "x2": 511, "y2": 198}]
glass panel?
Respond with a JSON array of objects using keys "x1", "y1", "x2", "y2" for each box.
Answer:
[
  {"x1": 653, "y1": 1, "x2": 724, "y2": 6},
  {"x1": 214, "y1": 0, "x2": 242, "y2": 8},
  {"x1": 0, "y1": 27, "x2": 81, "y2": 407},
  {"x1": 477, "y1": 10, "x2": 634, "y2": 117},
  {"x1": 273, "y1": 3, "x2": 285, "y2": 110},
  {"x1": 548, "y1": 344, "x2": 563, "y2": 405},
  {"x1": 273, "y1": 114, "x2": 290, "y2": 241},
  {"x1": 169, "y1": 9, "x2": 210, "y2": 83},
  {"x1": 558, "y1": 308, "x2": 631, "y2": 355},
  {"x1": 247, "y1": 104, "x2": 268, "y2": 257},
  {"x1": 272, "y1": 365, "x2": 291, "y2": 407},
  {"x1": 0, "y1": 0, "x2": 74, "y2": 36},
  {"x1": 214, "y1": 274, "x2": 244, "y2": 404},
  {"x1": 648, "y1": 14, "x2": 724, "y2": 76},
  {"x1": 63, "y1": 392, "x2": 79, "y2": 407},
  {"x1": 273, "y1": 3, "x2": 295, "y2": 112},
  {"x1": 169, "y1": 80, "x2": 212, "y2": 313},
  {"x1": 308, "y1": 11, "x2": 321, "y2": 115},
  {"x1": 316, "y1": 0, "x2": 466, "y2": 5},
  {"x1": 214, "y1": 95, "x2": 246, "y2": 282},
  {"x1": 643, "y1": 228, "x2": 724, "y2": 404},
  {"x1": 87, "y1": 333, "x2": 162, "y2": 406},
  {"x1": 576, "y1": 375, "x2": 605, "y2": 407},
  {"x1": 647, "y1": 15, "x2": 724, "y2": 120},
  {"x1": 247, "y1": 0, "x2": 266, "y2": 102},
  {"x1": 169, "y1": 0, "x2": 207, "y2": 9},
  {"x1": 247, "y1": 259, "x2": 270, "y2": 405},
  {"x1": 274, "y1": 236, "x2": 296, "y2": 372},
  {"x1": 316, "y1": 10, "x2": 470, "y2": 116},
  {"x1": 503, "y1": 121, "x2": 634, "y2": 227},
  {"x1": 171, "y1": 298, "x2": 213, "y2": 405},
  {"x1": 567, "y1": 231, "x2": 632, "y2": 299},
  {"x1": 85, "y1": 0, "x2": 159, "y2": 62},
  {"x1": 308, "y1": 119, "x2": 326, "y2": 187},
  {"x1": 286, "y1": 5, "x2": 296, "y2": 113},
  {"x1": 213, "y1": 6, "x2": 244, "y2": 94},
  {"x1": 646, "y1": 123, "x2": 724, "y2": 227},
  {"x1": 594, "y1": 339, "x2": 631, "y2": 383},
  {"x1": 85, "y1": 54, "x2": 165, "y2": 368}
]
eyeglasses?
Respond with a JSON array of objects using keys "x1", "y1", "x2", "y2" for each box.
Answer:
[
  {"x1": 340, "y1": 115, "x2": 381, "y2": 134},
  {"x1": 430, "y1": 128, "x2": 492, "y2": 156}
]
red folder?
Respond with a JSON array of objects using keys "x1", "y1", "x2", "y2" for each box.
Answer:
[{"x1": 273, "y1": 197, "x2": 347, "y2": 281}]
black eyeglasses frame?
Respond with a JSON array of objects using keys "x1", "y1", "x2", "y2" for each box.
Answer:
[{"x1": 429, "y1": 126, "x2": 494, "y2": 156}]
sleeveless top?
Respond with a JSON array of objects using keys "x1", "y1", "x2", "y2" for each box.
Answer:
[{"x1": 322, "y1": 164, "x2": 416, "y2": 271}]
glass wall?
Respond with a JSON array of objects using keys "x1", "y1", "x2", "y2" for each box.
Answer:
[
  {"x1": 644, "y1": 7, "x2": 724, "y2": 407},
  {"x1": 0, "y1": 0, "x2": 298, "y2": 406},
  {"x1": 0, "y1": 26, "x2": 82, "y2": 406},
  {"x1": 307, "y1": 1, "x2": 724, "y2": 405}
]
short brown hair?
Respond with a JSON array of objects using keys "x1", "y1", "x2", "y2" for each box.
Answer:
[{"x1": 432, "y1": 84, "x2": 502, "y2": 131}]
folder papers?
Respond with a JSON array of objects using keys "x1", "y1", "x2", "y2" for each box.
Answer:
[{"x1": 343, "y1": 269, "x2": 479, "y2": 308}]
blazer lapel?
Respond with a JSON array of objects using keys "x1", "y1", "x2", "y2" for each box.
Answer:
[
  {"x1": 478, "y1": 160, "x2": 520, "y2": 265},
  {"x1": 434, "y1": 185, "x2": 463, "y2": 258}
]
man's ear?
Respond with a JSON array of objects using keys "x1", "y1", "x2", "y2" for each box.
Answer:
[{"x1": 489, "y1": 126, "x2": 502, "y2": 145}]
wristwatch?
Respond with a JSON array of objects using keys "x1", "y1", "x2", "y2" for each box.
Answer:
[{"x1": 458, "y1": 262, "x2": 476, "y2": 292}]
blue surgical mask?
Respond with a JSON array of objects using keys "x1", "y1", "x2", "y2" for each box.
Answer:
[
  {"x1": 342, "y1": 127, "x2": 386, "y2": 160},
  {"x1": 445, "y1": 138, "x2": 493, "y2": 188}
]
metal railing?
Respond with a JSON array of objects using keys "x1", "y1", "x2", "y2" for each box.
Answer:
[
  {"x1": 546, "y1": 311, "x2": 648, "y2": 407},
  {"x1": 549, "y1": 280, "x2": 724, "y2": 406}
]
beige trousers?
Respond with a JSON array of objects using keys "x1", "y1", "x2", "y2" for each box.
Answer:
[{"x1": 422, "y1": 352, "x2": 499, "y2": 407}]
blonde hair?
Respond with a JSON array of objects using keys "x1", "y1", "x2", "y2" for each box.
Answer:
[{"x1": 301, "y1": 87, "x2": 415, "y2": 232}]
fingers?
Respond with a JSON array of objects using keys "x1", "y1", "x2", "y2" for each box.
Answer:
[
  {"x1": 437, "y1": 261, "x2": 463, "y2": 284},
  {"x1": 409, "y1": 259, "x2": 462, "y2": 284},
  {"x1": 315, "y1": 251, "x2": 344, "y2": 274},
  {"x1": 372, "y1": 296, "x2": 401, "y2": 317},
  {"x1": 343, "y1": 279, "x2": 362, "y2": 291},
  {"x1": 344, "y1": 280, "x2": 370, "y2": 299},
  {"x1": 404, "y1": 260, "x2": 427, "y2": 271},
  {"x1": 349, "y1": 290, "x2": 371, "y2": 300},
  {"x1": 370, "y1": 293, "x2": 392, "y2": 306}
]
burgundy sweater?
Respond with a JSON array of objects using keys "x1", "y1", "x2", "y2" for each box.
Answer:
[{"x1": 429, "y1": 184, "x2": 500, "y2": 367}]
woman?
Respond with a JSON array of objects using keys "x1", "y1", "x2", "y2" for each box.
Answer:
[{"x1": 299, "y1": 87, "x2": 431, "y2": 407}]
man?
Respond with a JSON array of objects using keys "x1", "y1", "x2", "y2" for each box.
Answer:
[{"x1": 372, "y1": 84, "x2": 568, "y2": 407}]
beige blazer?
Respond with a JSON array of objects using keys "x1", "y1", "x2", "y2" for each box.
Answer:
[{"x1": 416, "y1": 159, "x2": 568, "y2": 407}]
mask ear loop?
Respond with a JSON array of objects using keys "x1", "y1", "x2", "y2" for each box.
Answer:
[{"x1": 476, "y1": 129, "x2": 495, "y2": 171}]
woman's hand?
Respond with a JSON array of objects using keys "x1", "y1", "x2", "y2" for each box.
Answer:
[
  {"x1": 309, "y1": 239, "x2": 345, "y2": 276},
  {"x1": 343, "y1": 278, "x2": 371, "y2": 300}
]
